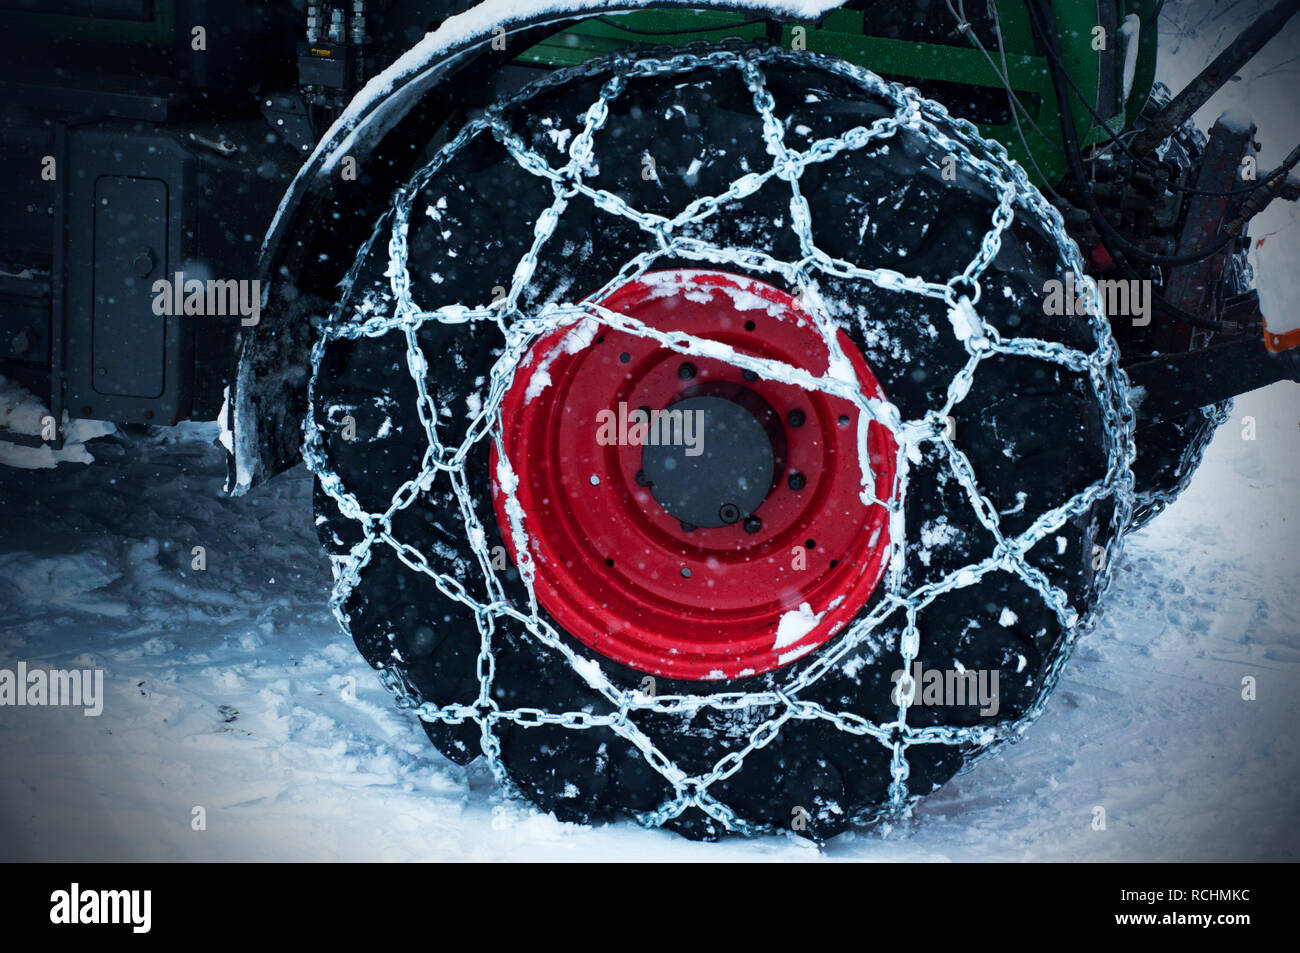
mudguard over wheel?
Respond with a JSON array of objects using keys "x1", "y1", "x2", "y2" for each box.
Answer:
[{"x1": 306, "y1": 46, "x2": 1135, "y2": 839}]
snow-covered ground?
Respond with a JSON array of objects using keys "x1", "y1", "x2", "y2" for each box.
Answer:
[
  {"x1": 1, "y1": 0, "x2": 1298, "y2": 861},
  {"x1": 1, "y1": 382, "x2": 1295, "y2": 861}
]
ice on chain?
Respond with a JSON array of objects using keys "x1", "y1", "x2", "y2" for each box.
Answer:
[{"x1": 303, "y1": 47, "x2": 1137, "y2": 835}]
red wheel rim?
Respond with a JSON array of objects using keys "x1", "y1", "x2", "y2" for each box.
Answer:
[{"x1": 491, "y1": 270, "x2": 897, "y2": 681}]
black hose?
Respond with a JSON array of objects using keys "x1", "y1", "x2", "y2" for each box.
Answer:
[
  {"x1": 1052, "y1": 54, "x2": 1299, "y2": 200},
  {"x1": 1025, "y1": 0, "x2": 1241, "y2": 270},
  {"x1": 1023, "y1": 0, "x2": 1252, "y2": 331}
]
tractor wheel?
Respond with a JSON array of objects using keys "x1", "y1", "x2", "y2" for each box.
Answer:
[{"x1": 306, "y1": 45, "x2": 1134, "y2": 839}]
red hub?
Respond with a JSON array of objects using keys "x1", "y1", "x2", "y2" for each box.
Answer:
[{"x1": 491, "y1": 270, "x2": 897, "y2": 681}]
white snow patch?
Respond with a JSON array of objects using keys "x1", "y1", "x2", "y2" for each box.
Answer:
[
  {"x1": 523, "y1": 316, "x2": 599, "y2": 403},
  {"x1": 946, "y1": 298, "x2": 985, "y2": 345},
  {"x1": 568, "y1": 653, "x2": 604, "y2": 687},
  {"x1": 0, "y1": 374, "x2": 115, "y2": 469},
  {"x1": 773, "y1": 602, "x2": 824, "y2": 650},
  {"x1": 1254, "y1": 197, "x2": 1300, "y2": 336},
  {"x1": 1119, "y1": 14, "x2": 1141, "y2": 105},
  {"x1": 547, "y1": 126, "x2": 573, "y2": 153},
  {"x1": 778, "y1": 642, "x2": 817, "y2": 666},
  {"x1": 916, "y1": 518, "x2": 960, "y2": 567},
  {"x1": 523, "y1": 367, "x2": 553, "y2": 403},
  {"x1": 1216, "y1": 105, "x2": 1256, "y2": 134},
  {"x1": 217, "y1": 386, "x2": 234, "y2": 454}
]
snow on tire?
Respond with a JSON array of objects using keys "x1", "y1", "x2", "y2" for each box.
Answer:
[{"x1": 305, "y1": 45, "x2": 1136, "y2": 839}]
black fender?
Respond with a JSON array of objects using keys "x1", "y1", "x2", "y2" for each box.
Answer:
[{"x1": 228, "y1": 0, "x2": 845, "y2": 493}]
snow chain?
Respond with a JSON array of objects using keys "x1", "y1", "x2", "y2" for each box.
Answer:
[{"x1": 304, "y1": 45, "x2": 1138, "y2": 835}]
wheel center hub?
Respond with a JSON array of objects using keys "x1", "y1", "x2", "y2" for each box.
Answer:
[{"x1": 641, "y1": 386, "x2": 785, "y2": 529}]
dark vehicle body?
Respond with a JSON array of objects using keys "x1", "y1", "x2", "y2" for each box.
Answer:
[{"x1": 0, "y1": 0, "x2": 1292, "y2": 483}]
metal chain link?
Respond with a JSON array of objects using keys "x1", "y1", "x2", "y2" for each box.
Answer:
[{"x1": 303, "y1": 45, "x2": 1137, "y2": 835}]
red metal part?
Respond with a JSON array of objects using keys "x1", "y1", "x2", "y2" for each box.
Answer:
[
  {"x1": 1157, "y1": 117, "x2": 1255, "y2": 353},
  {"x1": 490, "y1": 270, "x2": 897, "y2": 681}
]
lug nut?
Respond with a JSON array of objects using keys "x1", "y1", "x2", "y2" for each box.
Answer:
[
  {"x1": 787, "y1": 408, "x2": 805, "y2": 428},
  {"x1": 742, "y1": 516, "x2": 762, "y2": 535},
  {"x1": 635, "y1": 469, "x2": 650, "y2": 487},
  {"x1": 718, "y1": 503, "x2": 740, "y2": 524},
  {"x1": 741, "y1": 369, "x2": 758, "y2": 382},
  {"x1": 788, "y1": 471, "x2": 806, "y2": 491},
  {"x1": 678, "y1": 362, "x2": 697, "y2": 380},
  {"x1": 679, "y1": 520, "x2": 696, "y2": 533}
]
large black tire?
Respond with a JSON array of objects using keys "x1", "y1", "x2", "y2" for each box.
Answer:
[
  {"x1": 307, "y1": 47, "x2": 1132, "y2": 839},
  {"x1": 1130, "y1": 400, "x2": 1231, "y2": 527}
]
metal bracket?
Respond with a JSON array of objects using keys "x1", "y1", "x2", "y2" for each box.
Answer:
[{"x1": 1127, "y1": 328, "x2": 1298, "y2": 426}]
